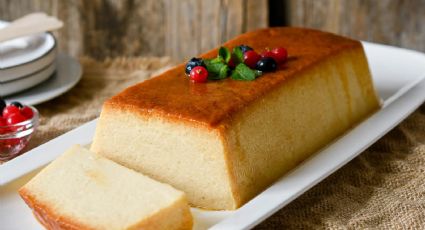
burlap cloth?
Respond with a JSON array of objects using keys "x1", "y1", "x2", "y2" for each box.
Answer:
[{"x1": 25, "y1": 57, "x2": 425, "y2": 229}]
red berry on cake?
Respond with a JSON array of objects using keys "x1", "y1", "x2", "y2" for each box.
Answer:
[
  {"x1": 243, "y1": 50, "x2": 261, "y2": 69},
  {"x1": 228, "y1": 58, "x2": 236, "y2": 68},
  {"x1": 190, "y1": 66, "x2": 208, "y2": 83},
  {"x1": 272, "y1": 47, "x2": 288, "y2": 63},
  {"x1": 261, "y1": 50, "x2": 275, "y2": 59}
]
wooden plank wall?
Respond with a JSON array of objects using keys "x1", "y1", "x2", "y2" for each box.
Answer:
[
  {"x1": 0, "y1": 0, "x2": 268, "y2": 61},
  {"x1": 287, "y1": 0, "x2": 425, "y2": 52},
  {"x1": 1, "y1": 0, "x2": 424, "y2": 60}
]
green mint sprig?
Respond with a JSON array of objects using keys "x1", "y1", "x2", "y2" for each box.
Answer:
[
  {"x1": 231, "y1": 63, "x2": 262, "y2": 81},
  {"x1": 204, "y1": 59, "x2": 229, "y2": 80},
  {"x1": 219, "y1": 47, "x2": 231, "y2": 63},
  {"x1": 200, "y1": 46, "x2": 262, "y2": 81},
  {"x1": 232, "y1": 46, "x2": 244, "y2": 64}
]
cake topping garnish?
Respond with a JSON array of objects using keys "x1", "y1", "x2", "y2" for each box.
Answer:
[
  {"x1": 271, "y1": 47, "x2": 288, "y2": 63},
  {"x1": 261, "y1": 50, "x2": 275, "y2": 59},
  {"x1": 185, "y1": 45, "x2": 287, "y2": 83},
  {"x1": 189, "y1": 66, "x2": 208, "y2": 83},
  {"x1": 185, "y1": 57, "x2": 206, "y2": 76},
  {"x1": 231, "y1": 62, "x2": 261, "y2": 81},
  {"x1": 256, "y1": 57, "x2": 277, "y2": 72},
  {"x1": 243, "y1": 50, "x2": 261, "y2": 69},
  {"x1": 238, "y1": 45, "x2": 253, "y2": 53}
]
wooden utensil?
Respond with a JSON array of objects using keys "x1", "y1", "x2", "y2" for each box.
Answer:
[{"x1": 0, "y1": 12, "x2": 63, "y2": 43}]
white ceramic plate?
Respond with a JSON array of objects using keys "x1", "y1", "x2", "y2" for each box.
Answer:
[
  {"x1": 0, "y1": 21, "x2": 57, "y2": 82},
  {"x1": 3, "y1": 53, "x2": 82, "y2": 105},
  {"x1": 0, "y1": 42, "x2": 424, "y2": 230},
  {"x1": 0, "y1": 61, "x2": 56, "y2": 97}
]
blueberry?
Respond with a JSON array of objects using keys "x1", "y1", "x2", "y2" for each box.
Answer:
[
  {"x1": 256, "y1": 57, "x2": 277, "y2": 72},
  {"x1": 238, "y1": 45, "x2": 253, "y2": 53},
  {"x1": 185, "y1": 57, "x2": 205, "y2": 76},
  {"x1": 0, "y1": 97, "x2": 5, "y2": 113},
  {"x1": 11, "y1": 101, "x2": 23, "y2": 108}
]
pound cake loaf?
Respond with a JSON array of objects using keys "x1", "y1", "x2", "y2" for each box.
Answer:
[
  {"x1": 91, "y1": 27, "x2": 380, "y2": 210},
  {"x1": 19, "y1": 145, "x2": 193, "y2": 230}
]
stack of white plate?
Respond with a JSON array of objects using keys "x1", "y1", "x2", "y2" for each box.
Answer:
[
  {"x1": 0, "y1": 20, "x2": 57, "y2": 96},
  {"x1": 0, "y1": 20, "x2": 82, "y2": 105}
]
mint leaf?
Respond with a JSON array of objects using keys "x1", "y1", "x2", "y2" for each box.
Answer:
[
  {"x1": 231, "y1": 63, "x2": 261, "y2": 81},
  {"x1": 218, "y1": 47, "x2": 231, "y2": 63},
  {"x1": 204, "y1": 59, "x2": 230, "y2": 80},
  {"x1": 232, "y1": 47, "x2": 244, "y2": 64},
  {"x1": 210, "y1": 56, "x2": 224, "y2": 64}
]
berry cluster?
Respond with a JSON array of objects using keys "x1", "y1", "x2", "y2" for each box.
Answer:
[
  {"x1": 185, "y1": 45, "x2": 288, "y2": 83},
  {"x1": 0, "y1": 98, "x2": 34, "y2": 127},
  {"x1": 185, "y1": 58, "x2": 208, "y2": 83}
]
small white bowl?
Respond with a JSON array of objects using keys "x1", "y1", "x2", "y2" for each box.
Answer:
[{"x1": 0, "y1": 105, "x2": 39, "y2": 162}]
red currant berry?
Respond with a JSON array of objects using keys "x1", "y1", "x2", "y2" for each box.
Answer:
[
  {"x1": 3, "y1": 105, "x2": 20, "y2": 118},
  {"x1": 0, "y1": 117, "x2": 11, "y2": 134},
  {"x1": 243, "y1": 50, "x2": 261, "y2": 69},
  {"x1": 5, "y1": 137, "x2": 22, "y2": 146},
  {"x1": 21, "y1": 106, "x2": 34, "y2": 119},
  {"x1": 261, "y1": 50, "x2": 275, "y2": 58},
  {"x1": 189, "y1": 66, "x2": 208, "y2": 83},
  {"x1": 0, "y1": 117, "x2": 7, "y2": 126},
  {"x1": 272, "y1": 47, "x2": 288, "y2": 63},
  {"x1": 7, "y1": 113, "x2": 27, "y2": 125},
  {"x1": 228, "y1": 58, "x2": 236, "y2": 68}
]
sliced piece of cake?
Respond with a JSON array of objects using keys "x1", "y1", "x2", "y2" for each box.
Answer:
[
  {"x1": 91, "y1": 27, "x2": 380, "y2": 210},
  {"x1": 19, "y1": 145, "x2": 193, "y2": 230}
]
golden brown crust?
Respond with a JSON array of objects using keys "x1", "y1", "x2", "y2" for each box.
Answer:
[
  {"x1": 106, "y1": 27, "x2": 361, "y2": 128},
  {"x1": 19, "y1": 188, "x2": 93, "y2": 230}
]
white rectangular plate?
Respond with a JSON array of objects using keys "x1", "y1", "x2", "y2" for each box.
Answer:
[{"x1": 1, "y1": 42, "x2": 425, "y2": 230}]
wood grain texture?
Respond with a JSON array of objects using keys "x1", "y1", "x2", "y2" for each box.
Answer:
[
  {"x1": 0, "y1": 0, "x2": 268, "y2": 61},
  {"x1": 287, "y1": 0, "x2": 425, "y2": 52}
]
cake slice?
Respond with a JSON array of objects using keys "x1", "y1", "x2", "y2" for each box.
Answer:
[
  {"x1": 19, "y1": 145, "x2": 193, "y2": 230},
  {"x1": 91, "y1": 27, "x2": 380, "y2": 210}
]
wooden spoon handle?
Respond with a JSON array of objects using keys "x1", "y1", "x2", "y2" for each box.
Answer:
[
  {"x1": 0, "y1": 12, "x2": 63, "y2": 43},
  {"x1": 8, "y1": 12, "x2": 49, "y2": 26}
]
